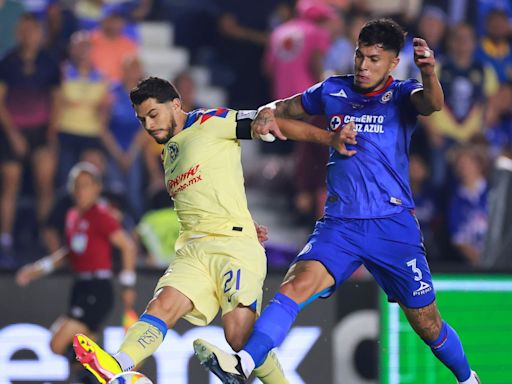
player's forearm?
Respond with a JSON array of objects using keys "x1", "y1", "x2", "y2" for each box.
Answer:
[
  {"x1": 419, "y1": 72, "x2": 444, "y2": 114},
  {"x1": 276, "y1": 118, "x2": 332, "y2": 145}
]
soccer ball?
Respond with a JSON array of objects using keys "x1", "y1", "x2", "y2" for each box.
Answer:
[{"x1": 108, "y1": 372, "x2": 153, "y2": 384}]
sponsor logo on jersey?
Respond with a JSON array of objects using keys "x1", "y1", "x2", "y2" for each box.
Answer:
[
  {"x1": 167, "y1": 164, "x2": 203, "y2": 196},
  {"x1": 380, "y1": 90, "x2": 393, "y2": 104},
  {"x1": 343, "y1": 114, "x2": 385, "y2": 133},
  {"x1": 167, "y1": 142, "x2": 179, "y2": 163},
  {"x1": 329, "y1": 89, "x2": 348, "y2": 98}
]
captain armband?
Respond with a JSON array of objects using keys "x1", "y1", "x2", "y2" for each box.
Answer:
[
  {"x1": 236, "y1": 110, "x2": 257, "y2": 139},
  {"x1": 119, "y1": 270, "x2": 137, "y2": 287}
]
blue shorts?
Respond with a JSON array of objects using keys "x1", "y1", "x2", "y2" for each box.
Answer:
[{"x1": 294, "y1": 210, "x2": 435, "y2": 309}]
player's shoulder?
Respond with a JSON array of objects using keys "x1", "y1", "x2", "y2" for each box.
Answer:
[
  {"x1": 323, "y1": 74, "x2": 354, "y2": 87},
  {"x1": 184, "y1": 107, "x2": 234, "y2": 129}
]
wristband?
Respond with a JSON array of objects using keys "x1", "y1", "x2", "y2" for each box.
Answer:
[
  {"x1": 119, "y1": 270, "x2": 136, "y2": 287},
  {"x1": 36, "y1": 258, "x2": 54, "y2": 274}
]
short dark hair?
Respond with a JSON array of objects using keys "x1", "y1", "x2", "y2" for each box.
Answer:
[
  {"x1": 130, "y1": 76, "x2": 181, "y2": 105},
  {"x1": 358, "y1": 18, "x2": 406, "y2": 55}
]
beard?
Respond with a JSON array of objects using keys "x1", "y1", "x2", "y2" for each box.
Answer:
[{"x1": 152, "y1": 120, "x2": 176, "y2": 144}]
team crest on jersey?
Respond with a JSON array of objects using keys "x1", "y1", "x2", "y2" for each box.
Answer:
[
  {"x1": 167, "y1": 142, "x2": 179, "y2": 163},
  {"x1": 380, "y1": 90, "x2": 393, "y2": 104},
  {"x1": 329, "y1": 115, "x2": 343, "y2": 131}
]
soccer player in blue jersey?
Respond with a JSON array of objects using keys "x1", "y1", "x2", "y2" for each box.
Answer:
[{"x1": 194, "y1": 18, "x2": 481, "y2": 384}]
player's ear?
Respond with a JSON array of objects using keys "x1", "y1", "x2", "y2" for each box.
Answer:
[
  {"x1": 390, "y1": 55, "x2": 400, "y2": 73},
  {"x1": 170, "y1": 97, "x2": 182, "y2": 111}
]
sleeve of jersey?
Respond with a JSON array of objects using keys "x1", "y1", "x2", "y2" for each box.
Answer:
[
  {"x1": 301, "y1": 81, "x2": 325, "y2": 115},
  {"x1": 400, "y1": 79, "x2": 424, "y2": 99},
  {"x1": 206, "y1": 109, "x2": 238, "y2": 140},
  {"x1": 96, "y1": 208, "x2": 122, "y2": 238}
]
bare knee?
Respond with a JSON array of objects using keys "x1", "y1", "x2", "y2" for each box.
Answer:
[{"x1": 145, "y1": 287, "x2": 193, "y2": 328}]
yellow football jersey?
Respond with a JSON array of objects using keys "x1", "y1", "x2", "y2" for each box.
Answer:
[{"x1": 162, "y1": 108, "x2": 257, "y2": 249}]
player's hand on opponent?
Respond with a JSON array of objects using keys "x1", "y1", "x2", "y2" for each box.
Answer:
[
  {"x1": 254, "y1": 222, "x2": 269, "y2": 244},
  {"x1": 413, "y1": 37, "x2": 435, "y2": 75},
  {"x1": 252, "y1": 106, "x2": 287, "y2": 141},
  {"x1": 330, "y1": 121, "x2": 357, "y2": 157}
]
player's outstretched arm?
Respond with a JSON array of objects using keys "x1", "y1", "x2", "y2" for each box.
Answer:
[
  {"x1": 411, "y1": 37, "x2": 444, "y2": 115},
  {"x1": 15, "y1": 247, "x2": 69, "y2": 286},
  {"x1": 276, "y1": 119, "x2": 358, "y2": 157},
  {"x1": 252, "y1": 94, "x2": 308, "y2": 140}
]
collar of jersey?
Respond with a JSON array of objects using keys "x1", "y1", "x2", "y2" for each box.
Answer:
[
  {"x1": 183, "y1": 109, "x2": 204, "y2": 130},
  {"x1": 357, "y1": 76, "x2": 394, "y2": 97}
]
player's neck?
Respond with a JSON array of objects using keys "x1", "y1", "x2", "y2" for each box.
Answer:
[
  {"x1": 353, "y1": 75, "x2": 393, "y2": 95},
  {"x1": 173, "y1": 109, "x2": 188, "y2": 136}
]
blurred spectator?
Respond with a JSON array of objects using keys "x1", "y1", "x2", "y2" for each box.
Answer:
[
  {"x1": 485, "y1": 82, "x2": 512, "y2": 155},
  {"x1": 423, "y1": 23, "x2": 498, "y2": 187},
  {"x1": 0, "y1": 0, "x2": 24, "y2": 58},
  {"x1": 44, "y1": 0, "x2": 77, "y2": 62},
  {"x1": 448, "y1": 145, "x2": 489, "y2": 266},
  {"x1": 135, "y1": 188, "x2": 178, "y2": 268},
  {"x1": 56, "y1": 30, "x2": 109, "y2": 187},
  {"x1": 293, "y1": 137, "x2": 329, "y2": 223},
  {"x1": 409, "y1": 153, "x2": 442, "y2": 260},
  {"x1": 43, "y1": 148, "x2": 130, "y2": 254},
  {"x1": 90, "y1": 6, "x2": 138, "y2": 83},
  {"x1": 103, "y1": 56, "x2": 146, "y2": 219},
  {"x1": 173, "y1": 71, "x2": 202, "y2": 112},
  {"x1": 265, "y1": 0, "x2": 332, "y2": 100},
  {"x1": 395, "y1": 6, "x2": 447, "y2": 80},
  {"x1": 324, "y1": 12, "x2": 369, "y2": 76},
  {"x1": 16, "y1": 161, "x2": 136, "y2": 384},
  {"x1": 483, "y1": 148, "x2": 512, "y2": 268},
  {"x1": 475, "y1": 8, "x2": 512, "y2": 83},
  {"x1": 216, "y1": 0, "x2": 279, "y2": 108},
  {"x1": 0, "y1": 13, "x2": 60, "y2": 256}
]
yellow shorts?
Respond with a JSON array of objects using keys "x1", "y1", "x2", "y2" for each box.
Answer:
[{"x1": 154, "y1": 235, "x2": 267, "y2": 326}]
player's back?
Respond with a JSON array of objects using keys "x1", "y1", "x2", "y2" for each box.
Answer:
[{"x1": 162, "y1": 108, "x2": 256, "y2": 248}]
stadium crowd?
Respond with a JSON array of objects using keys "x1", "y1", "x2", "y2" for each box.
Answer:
[{"x1": 0, "y1": 0, "x2": 511, "y2": 271}]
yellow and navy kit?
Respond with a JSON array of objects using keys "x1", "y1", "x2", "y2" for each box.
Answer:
[{"x1": 162, "y1": 108, "x2": 257, "y2": 249}]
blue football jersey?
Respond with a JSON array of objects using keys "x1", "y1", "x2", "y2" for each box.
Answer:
[{"x1": 301, "y1": 75, "x2": 423, "y2": 218}]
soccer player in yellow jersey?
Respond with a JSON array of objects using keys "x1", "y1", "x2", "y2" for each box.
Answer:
[{"x1": 73, "y1": 77, "x2": 356, "y2": 384}]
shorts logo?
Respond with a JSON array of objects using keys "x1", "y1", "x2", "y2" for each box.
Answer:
[
  {"x1": 299, "y1": 242, "x2": 313, "y2": 256},
  {"x1": 167, "y1": 142, "x2": 179, "y2": 163}
]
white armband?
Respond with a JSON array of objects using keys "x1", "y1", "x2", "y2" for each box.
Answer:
[{"x1": 119, "y1": 270, "x2": 136, "y2": 287}]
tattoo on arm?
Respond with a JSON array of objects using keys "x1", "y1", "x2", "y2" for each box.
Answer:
[{"x1": 274, "y1": 95, "x2": 307, "y2": 120}]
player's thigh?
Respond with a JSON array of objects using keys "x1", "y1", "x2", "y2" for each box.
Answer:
[
  {"x1": 221, "y1": 305, "x2": 257, "y2": 351},
  {"x1": 208, "y1": 236, "x2": 267, "y2": 317},
  {"x1": 364, "y1": 210, "x2": 435, "y2": 309},
  {"x1": 154, "y1": 242, "x2": 220, "y2": 326},
  {"x1": 50, "y1": 316, "x2": 90, "y2": 355},
  {"x1": 289, "y1": 218, "x2": 363, "y2": 302}
]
